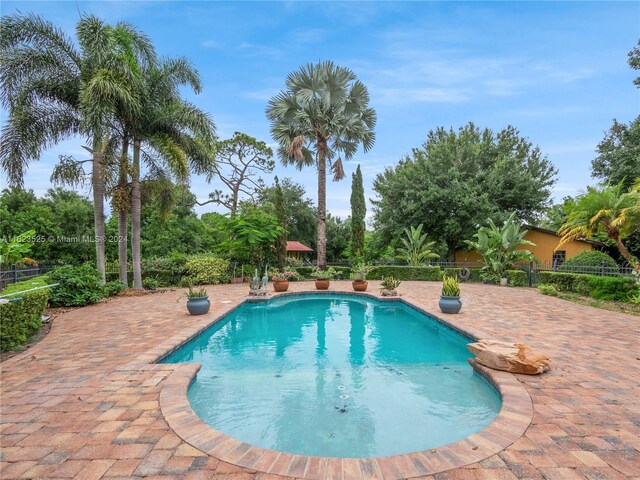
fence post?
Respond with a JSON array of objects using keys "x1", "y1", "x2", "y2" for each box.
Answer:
[
  {"x1": 528, "y1": 261, "x2": 534, "y2": 288},
  {"x1": 12, "y1": 263, "x2": 18, "y2": 284},
  {"x1": 601, "y1": 260, "x2": 605, "y2": 276}
]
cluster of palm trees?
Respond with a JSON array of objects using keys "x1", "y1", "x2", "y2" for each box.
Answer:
[{"x1": 0, "y1": 13, "x2": 215, "y2": 287}]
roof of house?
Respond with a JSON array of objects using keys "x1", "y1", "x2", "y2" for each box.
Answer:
[{"x1": 286, "y1": 241, "x2": 314, "y2": 252}]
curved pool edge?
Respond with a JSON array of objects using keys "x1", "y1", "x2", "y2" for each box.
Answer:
[{"x1": 153, "y1": 290, "x2": 533, "y2": 479}]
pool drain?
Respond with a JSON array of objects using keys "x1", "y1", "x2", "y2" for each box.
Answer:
[
  {"x1": 340, "y1": 394, "x2": 349, "y2": 399},
  {"x1": 337, "y1": 385, "x2": 346, "y2": 390}
]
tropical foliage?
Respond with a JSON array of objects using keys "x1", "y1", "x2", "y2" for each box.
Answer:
[
  {"x1": 0, "y1": 230, "x2": 35, "y2": 269},
  {"x1": 559, "y1": 181, "x2": 640, "y2": 265},
  {"x1": 441, "y1": 275, "x2": 460, "y2": 297},
  {"x1": 395, "y1": 224, "x2": 439, "y2": 266},
  {"x1": 465, "y1": 212, "x2": 536, "y2": 278},
  {"x1": 266, "y1": 61, "x2": 376, "y2": 269}
]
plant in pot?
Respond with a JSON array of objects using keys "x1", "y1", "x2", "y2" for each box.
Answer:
[
  {"x1": 270, "y1": 270, "x2": 300, "y2": 292},
  {"x1": 184, "y1": 285, "x2": 210, "y2": 315},
  {"x1": 380, "y1": 276, "x2": 401, "y2": 296},
  {"x1": 310, "y1": 267, "x2": 337, "y2": 290},
  {"x1": 439, "y1": 275, "x2": 461, "y2": 314},
  {"x1": 351, "y1": 264, "x2": 371, "y2": 292}
]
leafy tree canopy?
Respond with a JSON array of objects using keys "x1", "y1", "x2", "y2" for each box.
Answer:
[
  {"x1": 373, "y1": 123, "x2": 557, "y2": 257},
  {"x1": 591, "y1": 116, "x2": 640, "y2": 189}
]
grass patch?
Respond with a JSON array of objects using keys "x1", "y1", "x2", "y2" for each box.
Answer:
[{"x1": 554, "y1": 291, "x2": 640, "y2": 316}]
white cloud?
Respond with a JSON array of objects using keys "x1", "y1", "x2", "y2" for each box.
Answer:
[{"x1": 202, "y1": 40, "x2": 222, "y2": 49}]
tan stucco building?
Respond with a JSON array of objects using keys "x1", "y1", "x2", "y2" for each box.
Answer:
[{"x1": 454, "y1": 226, "x2": 604, "y2": 265}]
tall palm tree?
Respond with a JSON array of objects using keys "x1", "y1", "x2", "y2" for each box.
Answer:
[
  {"x1": 559, "y1": 182, "x2": 640, "y2": 264},
  {"x1": 266, "y1": 61, "x2": 376, "y2": 269},
  {"x1": 0, "y1": 13, "x2": 153, "y2": 283},
  {"x1": 127, "y1": 58, "x2": 215, "y2": 288}
]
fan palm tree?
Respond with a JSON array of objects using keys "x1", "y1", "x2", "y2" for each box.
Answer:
[
  {"x1": 396, "y1": 224, "x2": 440, "y2": 266},
  {"x1": 559, "y1": 182, "x2": 640, "y2": 265},
  {"x1": 126, "y1": 58, "x2": 215, "y2": 288},
  {"x1": 0, "y1": 13, "x2": 154, "y2": 282},
  {"x1": 266, "y1": 61, "x2": 376, "y2": 269}
]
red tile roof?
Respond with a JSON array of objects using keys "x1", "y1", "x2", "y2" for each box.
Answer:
[{"x1": 286, "y1": 241, "x2": 313, "y2": 252}]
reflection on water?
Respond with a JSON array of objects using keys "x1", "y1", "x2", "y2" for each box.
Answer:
[{"x1": 162, "y1": 294, "x2": 501, "y2": 457}]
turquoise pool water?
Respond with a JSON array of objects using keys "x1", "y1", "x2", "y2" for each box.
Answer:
[{"x1": 161, "y1": 294, "x2": 501, "y2": 458}]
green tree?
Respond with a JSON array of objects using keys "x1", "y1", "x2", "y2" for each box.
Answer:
[
  {"x1": 326, "y1": 214, "x2": 350, "y2": 262},
  {"x1": 255, "y1": 178, "x2": 316, "y2": 248},
  {"x1": 127, "y1": 58, "x2": 215, "y2": 288},
  {"x1": 373, "y1": 123, "x2": 557, "y2": 257},
  {"x1": 1, "y1": 13, "x2": 155, "y2": 283},
  {"x1": 266, "y1": 61, "x2": 376, "y2": 269},
  {"x1": 465, "y1": 212, "x2": 536, "y2": 279},
  {"x1": 395, "y1": 224, "x2": 439, "y2": 266},
  {"x1": 539, "y1": 196, "x2": 576, "y2": 231},
  {"x1": 559, "y1": 182, "x2": 640, "y2": 264},
  {"x1": 591, "y1": 117, "x2": 640, "y2": 189},
  {"x1": 199, "y1": 132, "x2": 273, "y2": 216},
  {"x1": 350, "y1": 165, "x2": 366, "y2": 263},
  {"x1": 273, "y1": 177, "x2": 288, "y2": 271},
  {"x1": 629, "y1": 39, "x2": 640, "y2": 88}
]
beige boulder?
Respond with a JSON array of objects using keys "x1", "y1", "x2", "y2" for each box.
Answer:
[{"x1": 468, "y1": 340, "x2": 550, "y2": 375}]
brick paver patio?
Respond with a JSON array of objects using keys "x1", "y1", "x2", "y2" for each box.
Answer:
[{"x1": 1, "y1": 281, "x2": 639, "y2": 480}]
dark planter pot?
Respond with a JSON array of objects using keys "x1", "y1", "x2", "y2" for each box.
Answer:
[
  {"x1": 273, "y1": 280, "x2": 289, "y2": 292},
  {"x1": 315, "y1": 279, "x2": 330, "y2": 290},
  {"x1": 352, "y1": 280, "x2": 368, "y2": 292},
  {"x1": 187, "y1": 296, "x2": 210, "y2": 315},
  {"x1": 439, "y1": 296, "x2": 461, "y2": 314}
]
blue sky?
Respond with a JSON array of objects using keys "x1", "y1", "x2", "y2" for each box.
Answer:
[{"x1": 2, "y1": 1, "x2": 639, "y2": 220}]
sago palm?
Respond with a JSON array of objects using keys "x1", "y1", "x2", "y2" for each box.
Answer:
[
  {"x1": 396, "y1": 224, "x2": 439, "y2": 266},
  {"x1": 266, "y1": 61, "x2": 376, "y2": 269},
  {"x1": 0, "y1": 13, "x2": 153, "y2": 282},
  {"x1": 559, "y1": 182, "x2": 640, "y2": 264}
]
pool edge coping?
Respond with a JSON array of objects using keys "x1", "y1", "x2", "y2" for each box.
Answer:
[{"x1": 142, "y1": 289, "x2": 534, "y2": 479}]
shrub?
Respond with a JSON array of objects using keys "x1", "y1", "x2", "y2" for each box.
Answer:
[
  {"x1": 0, "y1": 288, "x2": 48, "y2": 351},
  {"x1": 103, "y1": 280, "x2": 126, "y2": 297},
  {"x1": 538, "y1": 284, "x2": 558, "y2": 296},
  {"x1": 506, "y1": 270, "x2": 528, "y2": 287},
  {"x1": 443, "y1": 268, "x2": 483, "y2": 283},
  {"x1": 588, "y1": 276, "x2": 636, "y2": 301},
  {"x1": 141, "y1": 254, "x2": 188, "y2": 286},
  {"x1": 367, "y1": 266, "x2": 442, "y2": 281},
  {"x1": 48, "y1": 264, "x2": 104, "y2": 307},
  {"x1": 184, "y1": 255, "x2": 231, "y2": 285},
  {"x1": 538, "y1": 271, "x2": 635, "y2": 301},
  {"x1": 293, "y1": 266, "x2": 351, "y2": 279},
  {"x1": 558, "y1": 251, "x2": 619, "y2": 275},
  {"x1": 142, "y1": 277, "x2": 160, "y2": 290},
  {"x1": 380, "y1": 276, "x2": 401, "y2": 291}
]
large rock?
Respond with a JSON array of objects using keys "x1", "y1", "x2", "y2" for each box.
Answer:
[{"x1": 468, "y1": 340, "x2": 550, "y2": 375}]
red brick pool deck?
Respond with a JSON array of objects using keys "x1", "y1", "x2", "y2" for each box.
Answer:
[{"x1": 1, "y1": 281, "x2": 639, "y2": 480}]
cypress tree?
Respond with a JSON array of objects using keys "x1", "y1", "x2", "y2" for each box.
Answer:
[
  {"x1": 350, "y1": 165, "x2": 366, "y2": 262},
  {"x1": 274, "y1": 176, "x2": 288, "y2": 271}
]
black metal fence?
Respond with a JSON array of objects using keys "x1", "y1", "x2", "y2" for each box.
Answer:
[{"x1": 0, "y1": 263, "x2": 60, "y2": 291}]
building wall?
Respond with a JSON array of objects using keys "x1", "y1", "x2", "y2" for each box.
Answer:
[{"x1": 454, "y1": 230, "x2": 594, "y2": 264}]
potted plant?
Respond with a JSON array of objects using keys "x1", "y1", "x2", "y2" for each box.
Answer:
[
  {"x1": 271, "y1": 270, "x2": 299, "y2": 292},
  {"x1": 439, "y1": 275, "x2": 461, "y2": 314},
  {"x1": 380, "y1": 276, "x2": 401, "y2": 296},
  {"x1": 351, "y1": 264, "x2": 371, "y2": 292},
  {"x1": 310, "y1": 267, "x2": 337, "y2": 290},
  {"x1": 185, "y1": 285, "x2": 210, "y2": 315}
]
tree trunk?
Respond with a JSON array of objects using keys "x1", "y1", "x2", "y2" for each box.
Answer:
[
  {"x1": 118, "y1": 135, "x2": 129, "y2": 286},
  {"x1": 316, "y1": 138, "x2": 327, "y2": 270},
  {"x1": 614, "y1": 236, "x2": 635, "y2": 264},
  {"x1": 92, "y1": 140, "x2": 106, "y2": 284},
  {"x1": 131, "y1": 139, "x2": 143, "y2": 290}
]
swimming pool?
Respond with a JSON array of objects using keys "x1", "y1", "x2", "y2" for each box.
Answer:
[{"x1": 161, "y1": 293, "x2": 501, "y2": 458}]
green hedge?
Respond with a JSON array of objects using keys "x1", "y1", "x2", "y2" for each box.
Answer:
[
  {"x1": 506, "y1": 270, "x2": 528, "y2": 287},
  {"x1": 48, "y1": 264, "x2": 104, "y2": 307},
  {"x1": 558, "y1": 250, "x2": 619, "y2": 274},
  {"x1": 0, "y1": 282, "x2": 49, "y2": 351},
  {"x1": 294, "y1": 266, "x2": 352, "y2": 280},
  {"x1": 538, "y1": 271, "x2": 636, "y2": 301},
  {"x1": 367, "y1": 266, "x2": 443, "y2": 281}
]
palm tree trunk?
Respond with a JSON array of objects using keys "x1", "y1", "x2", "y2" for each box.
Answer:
[
  {"x1": 614, "y1": 236, "x2": 635, "y2": 264},
  {"x1": 317, "y1": 138, "x2": 327, "y2": 270},
  {"x1": 118, "y1": 135, "x2": 129, "y2": 286},
  {"x1": 92, "y1": 140, "x2": 106, "y2": 284},
  {"x1": 131, "y1": 139, "x2": 143, "y2": 290}
]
